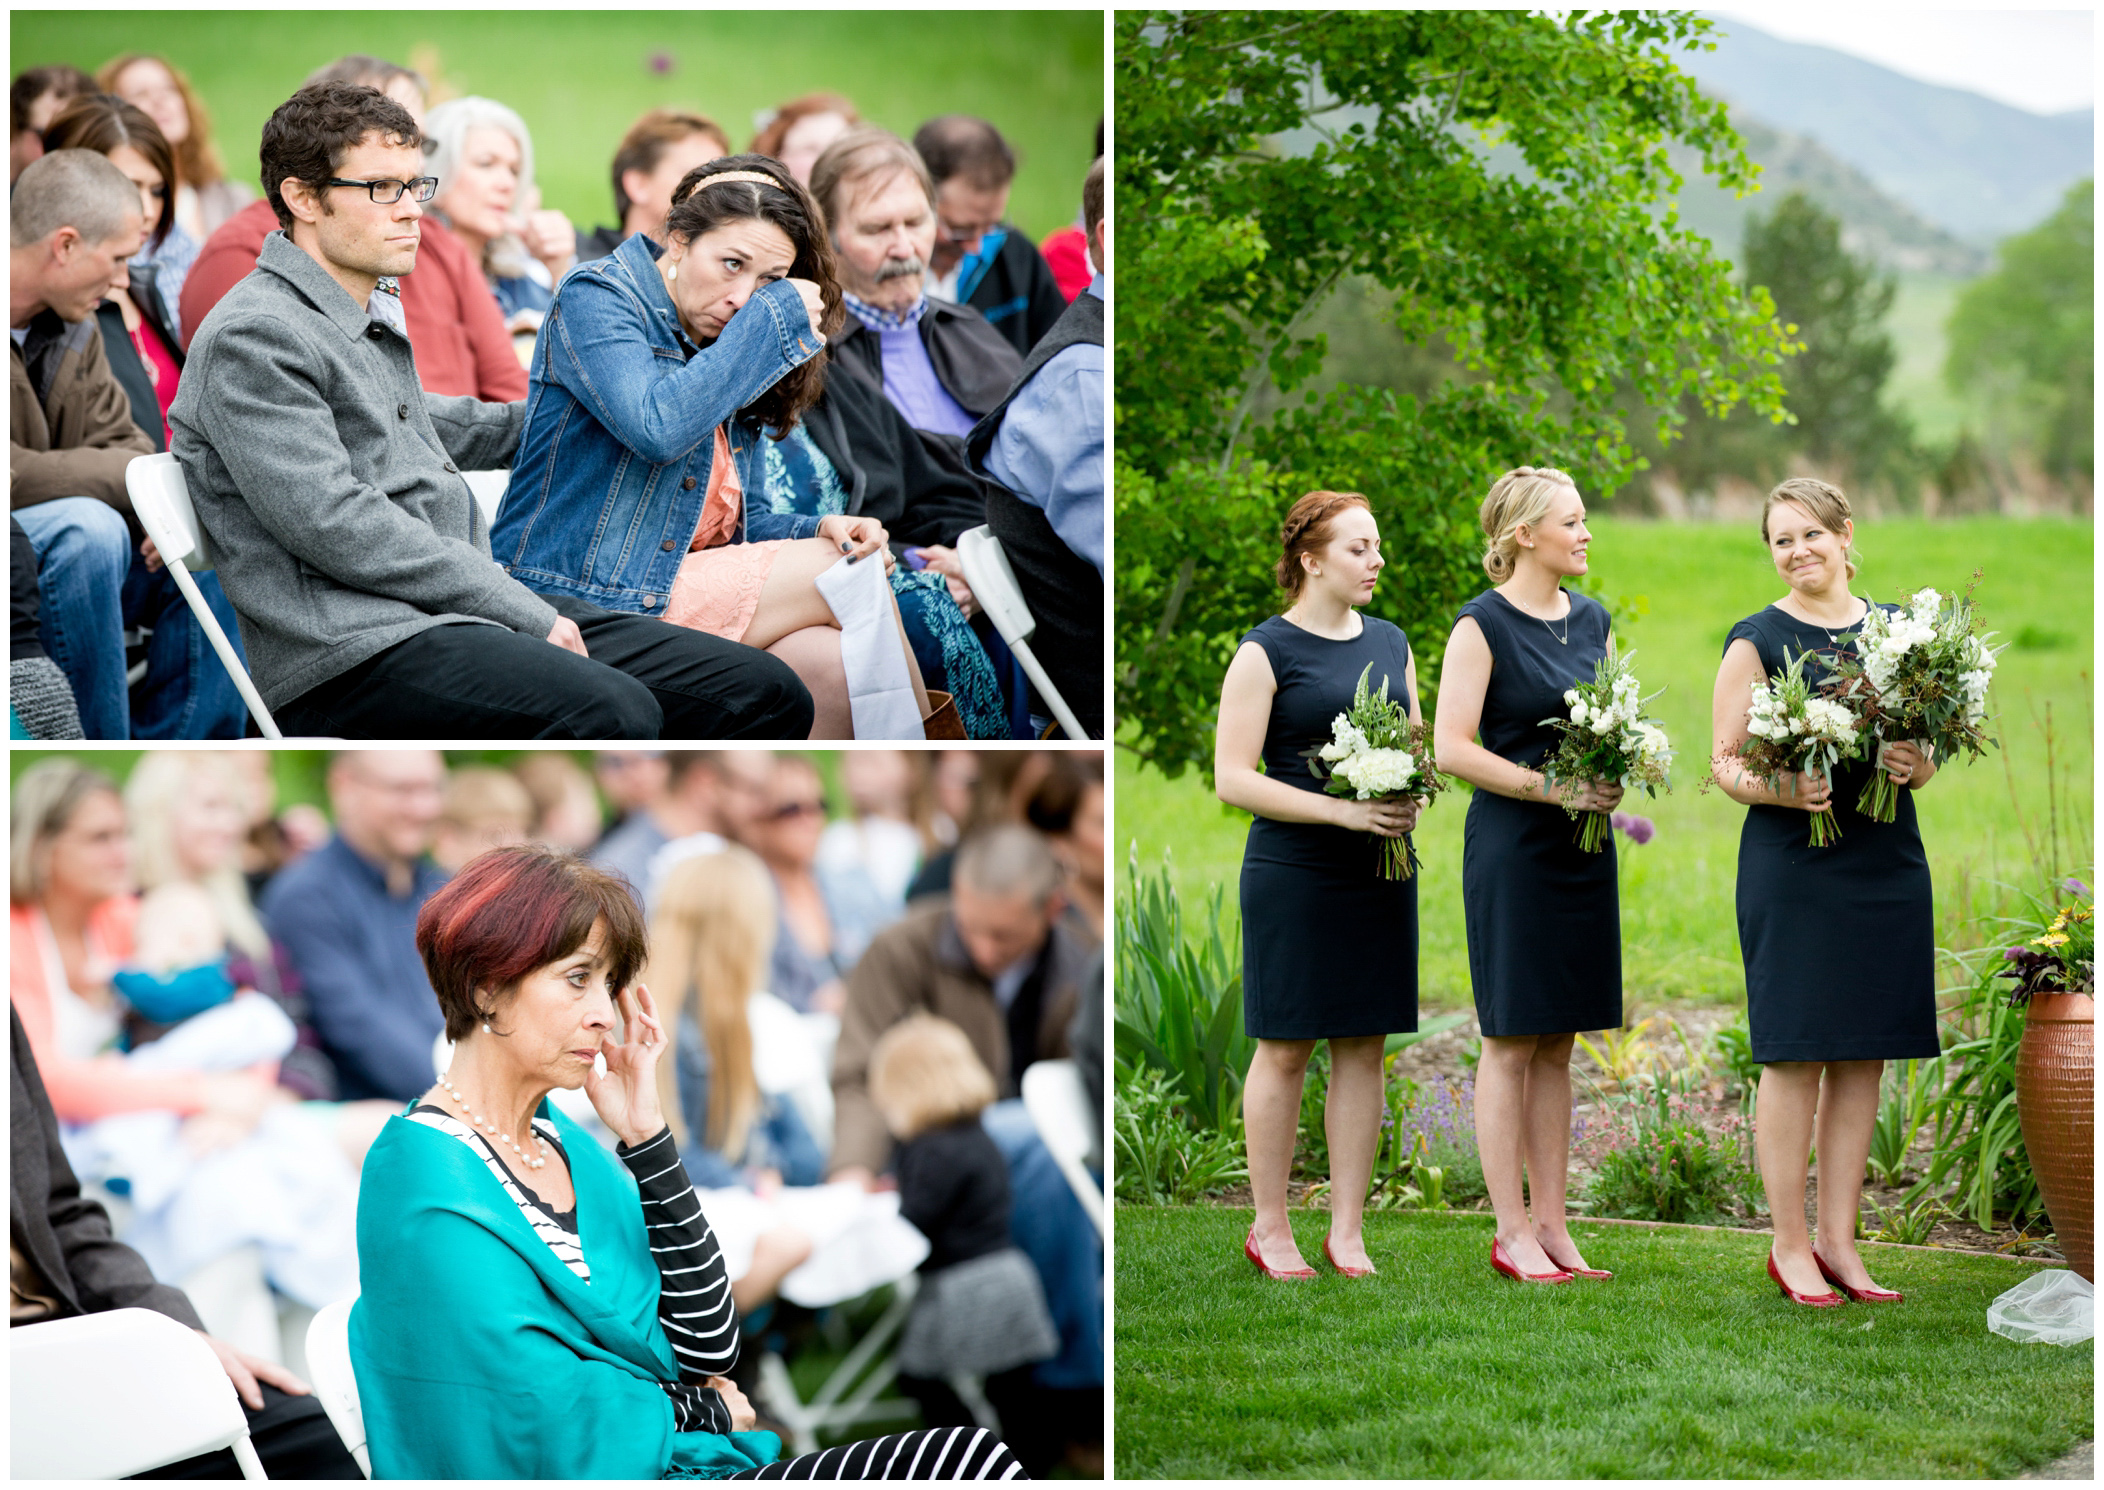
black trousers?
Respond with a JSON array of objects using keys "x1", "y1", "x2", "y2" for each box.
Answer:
[
  {"x1": 275, "y1": 597, "x2": 813, "y2": 740},
  {"x1": 130, "y1": 1383, "x2": 361, "y2": 1479},
  {"x1": 729, "y1": 1427, "x2": 1023, "y2": 1479}
]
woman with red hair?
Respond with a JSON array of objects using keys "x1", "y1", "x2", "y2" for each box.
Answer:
[
  {"x1": 1214, "y1": 491, "x2": 1426, "y2": 1281},
  {"x1": 352, "y1": 843, "x2": 1022, "y2": 1479}
]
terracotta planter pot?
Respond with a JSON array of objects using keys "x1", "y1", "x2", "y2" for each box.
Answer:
[{"x1": 2013, "y1": 991, "x2": 2094, "y2": 1281}]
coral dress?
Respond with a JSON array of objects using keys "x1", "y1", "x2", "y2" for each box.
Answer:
[{"x1": 663, "y1": 426, "x2": 802, "y2": 641}]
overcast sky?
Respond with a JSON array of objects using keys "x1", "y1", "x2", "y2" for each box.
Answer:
[{"x1": 1706, "y1": 7, "x2": 2095, "y2": 114}]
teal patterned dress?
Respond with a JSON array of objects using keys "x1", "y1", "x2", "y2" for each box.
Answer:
[{"x1": 758, "y1": 425, "x2": 1007, "y2": 738}]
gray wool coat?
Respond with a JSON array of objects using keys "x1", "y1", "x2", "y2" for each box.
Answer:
[{"x1": 169, "y1": 231, "x2": 560, "y2": 710}]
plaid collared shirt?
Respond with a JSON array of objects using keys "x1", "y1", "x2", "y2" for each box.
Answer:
[{"x1": 841, "y1": 291, "x2": 929, "y2": 333}]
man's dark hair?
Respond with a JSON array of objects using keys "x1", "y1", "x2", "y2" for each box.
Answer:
[
  {"x1": 1082, "y1": 155, "x2": 1104, "y2": 237},
  {"x1": 10, "y1": 65, "x2": 96, "y2": 138},
  {"x1": 911, "y1": 115, "x2": 1015, "y2": 191},
  {"x1": 1092, "y1": 117, "x2": 1103, "y2": 160},
  {"x1": 259, "y1": 81, "x2": 422, "y2": 232}
]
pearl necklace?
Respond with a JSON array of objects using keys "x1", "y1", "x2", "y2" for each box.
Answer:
[{"x1": 437, "y1": 1073, "x2": 549, "y2": 1170}]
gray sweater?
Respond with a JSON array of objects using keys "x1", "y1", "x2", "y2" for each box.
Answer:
[{"x1": 169, "y1": 231, "x2": 560, "y2": 709}]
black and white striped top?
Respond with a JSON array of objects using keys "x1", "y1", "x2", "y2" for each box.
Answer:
[{"x1": 409, "y1": 1109, "x2": 738, "y2": 1435}]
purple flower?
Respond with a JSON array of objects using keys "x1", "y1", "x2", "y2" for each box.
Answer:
[
  {"x1": 1614, "y1": 813, "x2": 1657, "y2": 845},
  {"x1": 2065, "y1": 877, "x2": 2090, "y2": 897},
  {"x1": 647, "y1": 51, "x2": 675, "y2": 74},
  {"x1": 2006, "y1": 945, "x2": 2028, "y2": 962}
]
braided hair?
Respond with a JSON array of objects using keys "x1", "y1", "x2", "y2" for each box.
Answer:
[{"x1": 1275, "y1": 490, "x2": 1372, "y2": 599}]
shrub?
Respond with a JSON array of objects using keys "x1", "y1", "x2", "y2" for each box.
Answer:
[
  {"x1": 1582, "y1": 1080, "x2": 1762, "y2": 1225},
  {"x1": 1114, "y1": 1067, "x2": 1248, "y2": 1206},
  {"x1": 1113, "y1": 849, "x2": 1253, "y2": 1137}
]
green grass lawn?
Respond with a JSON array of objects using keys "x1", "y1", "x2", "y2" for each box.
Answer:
[
  {"x1": 1118, "y1": 515, "x2": 2094, "y2": 1012},
  {"x1": 1114, "y1": 1207, "x2": 2093, "y2": 1478},
  {"x1": 11, "y1": 11, "x2": 1103, "y2": 240}
]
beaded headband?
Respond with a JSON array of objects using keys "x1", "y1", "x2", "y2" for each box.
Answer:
[{"x1": 690, "y1": 170, "x2": 784, "y2": 190}]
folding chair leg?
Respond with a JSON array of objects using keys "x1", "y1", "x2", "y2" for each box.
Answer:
[
  {"x1": 1008, "y1": 637, "x2": 1091, "y2": 741},
  {"x1": 164, "y1": 559, "x2": 281, "y2": 738},
  {"x1": 232, "y1": 1434, "x2": 269, "y2": 1479}
]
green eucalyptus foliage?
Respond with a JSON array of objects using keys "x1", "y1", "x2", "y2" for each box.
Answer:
[{"x1": 1116, "y1": 10, "x2": 1798, "y2": 779}]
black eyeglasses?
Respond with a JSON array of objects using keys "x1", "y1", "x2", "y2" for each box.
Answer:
[{"x1": 323, "y1": 176, "x2": 439, "y2": 204}]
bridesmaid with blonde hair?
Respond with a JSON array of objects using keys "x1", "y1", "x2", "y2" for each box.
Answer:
[{"x1": 1434, "y1": 466, "x2": 1621, "y2": 1285}]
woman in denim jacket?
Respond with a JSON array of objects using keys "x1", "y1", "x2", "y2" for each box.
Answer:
[{"x1": 498, "y1": 156, "x2": 933, "y2": 737}]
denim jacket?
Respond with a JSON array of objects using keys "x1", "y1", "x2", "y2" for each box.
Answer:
[{"x1": 493, "y1": 231, "x2": 828, "y2": 615}]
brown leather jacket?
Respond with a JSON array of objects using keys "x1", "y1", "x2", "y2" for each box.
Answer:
[
  {"x1": 830, "y1": 896, "x2": 1090, "y2": 1175},
  {"x1": 10, "y1": 308, "x2": 154, "y2": 518}
]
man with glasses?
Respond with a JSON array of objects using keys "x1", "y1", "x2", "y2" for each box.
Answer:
[
  {"x1": 913, "y1": 115, "x2": 1067, "y2": 357},
  {"x1": 171, "y1": 82, "x2": 813, "y2": 739}
]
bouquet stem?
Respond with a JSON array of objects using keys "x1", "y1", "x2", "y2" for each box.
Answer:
[
  {"x1": 1806, "y1": 810, "x2": 1844, "y2": 848},
  {"x1": 1855, "y1": 742, "x2": 1901, "y2": 823},
  {"x1": 1377, "y1": 832, "x2": 1417, "y2": 881},
  {"x1": 1574, "y1": 810, "x2": 1612, "y2": 854}
]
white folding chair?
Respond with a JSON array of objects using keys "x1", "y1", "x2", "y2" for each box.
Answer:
[
  {"x1": 124, "y1": 452, "x2": 281, "y2": 739},
  {"x1": 461, "y1": 469, "x2": 509, "y2": 527},
  {"x1": 1021, "y1": 1059, "x2": 1105, "y2": 1234},
  {"x1": 303, "y1": 1298, "x2": 371, "y2": 1478},
  {"x1": 955, "y1": 524, "x2": 1093, "y2": 740},
  {"x1": 755, "y1": 1274, "x2": 923, "y2": 1458},
  {"x1": 11, "y1": 1306, "x2": 268, "y2": 1479}
]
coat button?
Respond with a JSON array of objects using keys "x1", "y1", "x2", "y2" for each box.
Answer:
[
  {"x1": 367, "y1": 325, "x2": 384, "y2": 339},
  {"x1": 644, "y1": 594, "x2": 659, "y2": 607},
  {"x1": 660, "y1": 539, "x2": 675, "y2": 552},
  {"x1": 682, "y1": 476, "x2": 697, "y2": 491},
  {"x1": 443, "y1": 462, "x2": 458, "y2": 473},
  {"x1": 398, "y1": 403, "x2": 409, "y2": 419}
]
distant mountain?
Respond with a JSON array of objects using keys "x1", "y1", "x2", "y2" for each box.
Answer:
[
  {"x1": 1682, "y1": 14, "x2": 2093, "y2": 247},
  {"x1": 1667, "y1": 112, "x2": 1988, "y2": 276}
]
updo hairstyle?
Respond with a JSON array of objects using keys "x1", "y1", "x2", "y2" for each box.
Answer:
[
  {"x1": 1275, "y1": 490, "x2": 1372, "y2": 598},
  {"x1": 1479, "y1": 466, "x2": 1577, "y2": 582},
  {"x1": 1761, "y1": 476, "x2": 1858, "y2": 581}
]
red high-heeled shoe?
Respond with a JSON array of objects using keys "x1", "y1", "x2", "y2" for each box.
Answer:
[
  {"x1": 1491, "y1": 1237, "x2": 1573, "y2": 1284},
  {"x1": 1245, "y1": 1228, "x2": 1317, "y2": 1280},
  {"x1": 1768, "y1": 1252, "x2": 1845, "y2": 1307},
  {"x1": 1323, "y1": 1236, "x2": 1375, "y2": 1278},
  {"x1": 1812, "y1": 1249, "x2": 1903, "y2": 1303}
]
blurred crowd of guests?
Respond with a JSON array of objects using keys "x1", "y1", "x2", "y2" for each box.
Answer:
[{"x1": 9, "y1": 746, "x2": 1103, "y2": 1473}]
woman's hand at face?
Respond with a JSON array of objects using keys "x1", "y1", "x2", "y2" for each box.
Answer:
[
  {"x1": 786, "y1": 278, "x2": 827, "y2": 344},
  {"x1": 1337, "y1": 797, "x2": 1414, "y2": 837},
  {"x1": 706, "y1": 1376, "x2": 757, "y2": 1433},
  {"x1": 816, "y1": 515, "x2": 893, "y2": 573},
  {"x1": 511, "y1": 208, "x2": 576, "y2": 278},
  {"x1": 582, "y1": 982, "x2": 669, "y2": 1149}
]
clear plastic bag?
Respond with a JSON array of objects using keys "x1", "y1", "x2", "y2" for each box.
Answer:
[{"x1": 1987, "y1": 1269, "x2": 2094, "y2": 1345}]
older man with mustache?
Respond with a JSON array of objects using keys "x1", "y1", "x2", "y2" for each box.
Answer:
[{"x1": 810, "y1": 128, "x2": 1022, "y2": 442}]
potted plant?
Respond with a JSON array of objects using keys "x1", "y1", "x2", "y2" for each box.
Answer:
[{"x1": 1998, "y1": 879, "x2": 2095, "y2": 1281}]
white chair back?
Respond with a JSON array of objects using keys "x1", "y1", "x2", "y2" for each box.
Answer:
[
  {"x1": 11, "y1": 1307, "x2": 266, "y2": 1478},
  {"x1": 123, "y1": 453, "x2": 283, "y2": 738},
  {"x1": 954, "y1": 524, "x2": 1093, "y2": 740},
  {"x1": 462, "y1": 469, "x2": 510, "y2": 527},
  {"x1": 304, "y1": 1298, "x2": 371, "y2": 1478},
  {"x1": 1020, "y1": 1059, "x2": 1105, "y2": 1233},
  {"x1": 127, "y1": 450, "x2": 213, "y2": 570}
]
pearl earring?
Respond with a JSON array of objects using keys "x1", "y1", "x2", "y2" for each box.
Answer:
[
  {"x1": 667, "y1": 262, "x2": 678, "y2": 282},
  {"x1": 482, "y1": 1021, "x2": 491, "y2": 1034}
]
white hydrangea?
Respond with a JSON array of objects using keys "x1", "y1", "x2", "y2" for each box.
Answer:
[
  {"x1": 1802, "y1": 697, "x2": 1858, "y2": 744},
  {"x1": 1319, "y1": 715, "x2": 1369, "y2": 762},
  {"x1": 1334, "y1": 748, "x2": 1418, "y2": 797},
  {"x1": 1909, "y1": 587, "x2": 1942, "y2": 621},
  {"x1": 1632, "y1": 721, "x2": 1673, "y2": 764}
]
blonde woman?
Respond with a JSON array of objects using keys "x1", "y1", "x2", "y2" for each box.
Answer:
[
  {"x1": 1217, "y1": 490, "x2": 1424, "y2": 1280},
  {"x1": 1434, "y1": 466, "x2": 1621, "y2": 1285},
  {"x1": 648, "y1": 847, "x2": 821, "y2": 1312},
  {"x1": 1712, "y1": 478, "x2": 1936, "y2": 1307}
]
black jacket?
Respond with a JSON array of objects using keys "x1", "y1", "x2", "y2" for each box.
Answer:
[
  {"x1": 832, "y1": 298, "x2": 1023, "y2": 426},
  {"x1": 576, "y1": 224, "x2": 629, "y2": 263},
  {"x1": 95, "y1": 260, "x2": 184, "y2": 455},
  {"x1": 895, "y1": 1117, "x2": 1012, "y2": 1273},
  {"x1": 9, "y1": 1006, "x2": 204, "y2": 1328},
  {"x1": 964, "y1": 227, "x2": 1067, "y2": 358},
  {"x1": 765, "y1": 357, "x2": 991, "y2": 555}
]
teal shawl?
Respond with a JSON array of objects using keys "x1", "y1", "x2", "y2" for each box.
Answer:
[{"x1": 350, "y1": 1103, "x2": 781, "y2": 1479}]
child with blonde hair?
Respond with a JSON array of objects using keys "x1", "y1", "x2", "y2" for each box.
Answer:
[{"x1": 869, "y1": 1014, "x2": 1059, "y2": 1442}]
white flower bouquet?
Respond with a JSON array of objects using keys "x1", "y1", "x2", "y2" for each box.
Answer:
[
  {"x1": 1304, "y1": 662, "x2": 1447, "y2": 880},
  {"x1": 1717, "y1": 647, "x2": 1864, "y2": 847},
  {"x1": 1823, "y1": 577, "x2": 2004, "y2": 823},
  {"x1": 1538, "y1": 645, "x2": 1673, "y2": 853}
]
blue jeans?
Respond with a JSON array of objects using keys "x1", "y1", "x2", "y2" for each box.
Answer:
[
  {"x1": 982, "y1": 1099, "x2": 1103, "y2": 1390},
  {"x1": 15, "y1": 497, "x2": 248, "y2": 739}
]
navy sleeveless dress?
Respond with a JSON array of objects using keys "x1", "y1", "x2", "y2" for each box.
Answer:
[
  {"x1": 1238, "y1": 614, "x2": 1419, "y2": 1040},
  {"x1": 1725, "y1": 604, "x2": 1938, "y2": 1062},
  {"x1": 1455, "y1": 589, "x2": 1622, "y2": 1037}
]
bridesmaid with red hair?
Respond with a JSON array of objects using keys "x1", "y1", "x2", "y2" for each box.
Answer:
[{"x1": 1215, "y1": 490, "x2": 1426, "y2": 1280}]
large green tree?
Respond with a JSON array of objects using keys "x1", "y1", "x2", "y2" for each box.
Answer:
[
  {"x1": 1116, "y1": 10, "x2": 1797, "y2": 778},
  {"x1": 1946, "y1": 179, "x2": 2094, "y2": 483}
]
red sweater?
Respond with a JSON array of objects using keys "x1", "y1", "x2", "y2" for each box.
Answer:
[{"x1": 178, "y1": 199, "x2": 528, "y2": 402}]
